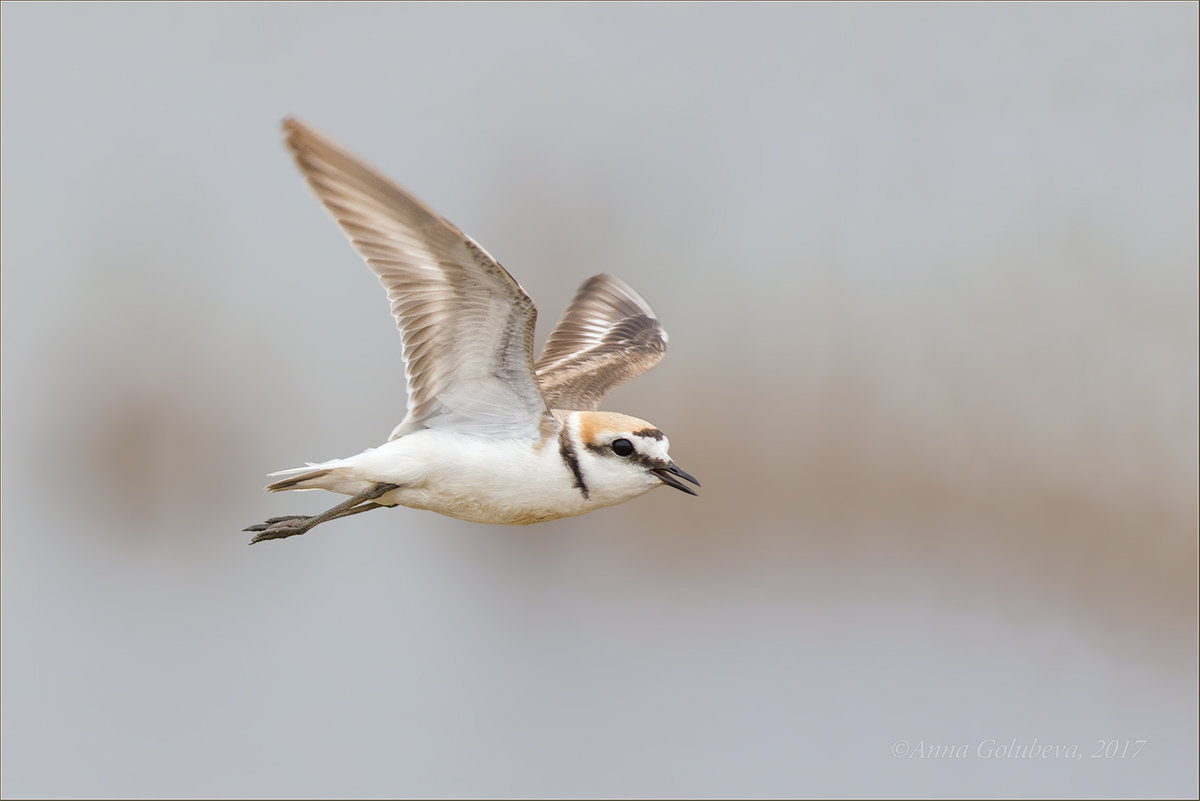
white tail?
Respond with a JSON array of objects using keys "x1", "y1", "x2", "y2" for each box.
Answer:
[
  {"x1": 264, "y1": 459, "x2": 377, "y2": 496},
  {"x1": 265, "y1": 466, "x2": 335, "y2": 492}
]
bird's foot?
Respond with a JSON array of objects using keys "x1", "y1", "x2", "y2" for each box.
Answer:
[
  {"x1": 244, "y1": 515, "x2": 308, "y2": 532},
  {"x1": 243, "y1": 515, "x2": 315, "y2": 543}
]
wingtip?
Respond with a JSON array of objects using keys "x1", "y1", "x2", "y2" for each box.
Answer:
[{"x1": 281, "y1": 116, "x2": 310, "y2": 151}]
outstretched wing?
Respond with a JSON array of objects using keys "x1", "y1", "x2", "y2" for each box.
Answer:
[
  {"x1": 534, "y1": 274, "x2": 667, "y2": 411},
  {"x1": 283, "y1": 118, "x2": 554, "y2": 441}
]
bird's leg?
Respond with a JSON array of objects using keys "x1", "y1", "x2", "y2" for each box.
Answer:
[
  {"x1": 244, "y1": 483, "x2": 401, "y2": 544},
  {"x1": 244, "y1": 504, "x2": 380, "y2": 533}
]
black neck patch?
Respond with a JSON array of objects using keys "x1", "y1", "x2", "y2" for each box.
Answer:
[{"x1": 559, "y1": 426, "x2": 590, "y2": 500}]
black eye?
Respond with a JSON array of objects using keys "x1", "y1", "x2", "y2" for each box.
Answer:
[{"x1": 611, "y1": 438, "x2": 635, "y2": 457}]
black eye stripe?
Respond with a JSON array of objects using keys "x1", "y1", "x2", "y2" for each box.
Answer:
[{"x1": 583, "y1": 440, "x2": 664, "y2": 472}]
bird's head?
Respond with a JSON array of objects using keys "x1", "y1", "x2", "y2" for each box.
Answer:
[{"x1": 569, "y1": 411, "x2": 699, "y2": 504}]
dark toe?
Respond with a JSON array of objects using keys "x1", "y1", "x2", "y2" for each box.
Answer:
[
  {"x1": 244, "y1": 515, "x2": 308, "y2": 533},
  {"x1": 248, "y1": 517, "x2": 312, "y2": 544}
]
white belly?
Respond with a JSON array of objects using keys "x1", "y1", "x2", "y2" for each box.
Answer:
[{"x1": 348, "y1": 430, "x2": 600, "y2": 525}]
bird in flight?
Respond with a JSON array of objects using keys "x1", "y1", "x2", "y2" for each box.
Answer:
[{"x1": 245, "y1": 119, "x2": 698, "y2": 543}]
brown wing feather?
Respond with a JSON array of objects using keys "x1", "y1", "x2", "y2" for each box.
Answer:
[
  {"x1": 535, "y1": 274, "x2": 667, "y2": 411},
  {"x1": 283, "y1": 118, "x2": 552, "y2": 440}
]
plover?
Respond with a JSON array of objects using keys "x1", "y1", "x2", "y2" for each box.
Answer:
[{"x1": 245, "y1": 119, "x2": 698, "y2": 543}]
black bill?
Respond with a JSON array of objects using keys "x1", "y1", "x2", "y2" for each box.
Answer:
[{"x1": 652, "y1": 462, "x2": 701, "y2": 496}]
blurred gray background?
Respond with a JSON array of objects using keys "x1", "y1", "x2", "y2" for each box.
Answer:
[{"x1": 2, "y1": 3, "x2": 1196, "y2": 798}]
